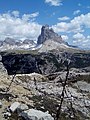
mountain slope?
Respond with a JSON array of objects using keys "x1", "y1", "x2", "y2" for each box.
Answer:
[
  {"x1": 38, "y1": 39, "x2": 71, "y2": 52},
  {"x1": 37, "y1": 25, "x2": 79, "y2": 52},
  {"x1": 0, "y1": 25, "x2": 81, "y2": 52}
]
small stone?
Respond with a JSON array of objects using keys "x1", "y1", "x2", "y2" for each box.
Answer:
[{"x1": 4, "y1": 112, "x2": 11, "y2": 119}]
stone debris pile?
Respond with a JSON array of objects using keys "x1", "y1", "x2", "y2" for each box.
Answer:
[{"x1": 3, "y1": 102, "x2": 54, "y2": 120}]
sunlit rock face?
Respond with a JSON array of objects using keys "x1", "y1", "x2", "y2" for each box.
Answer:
[{"x1": 37, "y1": 25, "x2": 64, "y2": 44}]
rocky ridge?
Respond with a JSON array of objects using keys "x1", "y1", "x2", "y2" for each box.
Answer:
[
  {"x1": 0, "y1": 25, "x2": 78, "y2": 52},
  {"x1": 0, "y1": 37, "x2": 36, "y2": 51}
]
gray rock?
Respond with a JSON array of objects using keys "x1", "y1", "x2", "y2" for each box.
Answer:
[
  {"x1": 9, "y1": 102, "x2": 20, "y2": 112},
  {"x1": 74, "y1": 81, "x2": 90, "y2": 92},
  {"x1": 20, "y1": 109, "x2": 54, "y2": 120},
  {"x1": 17, "y1": 104, "x2": 29, "y2": 113},
  {"x1": 37, "y1": 25, "x2": 64, "y2": 44},
  {"x1": 3, "y1": 37, "x2": 16, "y2": 46},
  {"x1": 0, "y1": 62, "x2": 7, "y2": 74},
  {"x1": 0, "y1": 55, "x2": 7, "y2": 74},
  {"x1": 23, "y1": 39, "x2": 36, "y2": 45}
]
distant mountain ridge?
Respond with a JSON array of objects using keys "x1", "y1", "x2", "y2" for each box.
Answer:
[
  {"x1": 0, "y1": 25, "x2": 78, "y2": 51},
  {"x1": 0, "y1": 37, "x2": 36, "y2": 51}
]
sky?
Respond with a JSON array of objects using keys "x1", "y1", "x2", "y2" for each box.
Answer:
[{"x1": 0, "y1": 0, "x2": 90, "y2": 49}]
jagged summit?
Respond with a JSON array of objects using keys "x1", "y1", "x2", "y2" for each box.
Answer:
[
  {"x1": 4, "y1": 37, "x2": 16, "y2": 45},
  {"x1": 37, "y1": 25, "x2": 64, "y2": 44},
  {"x1": 37, "y1": 25, "x2": 78, "y2": 52},
  {"x1": 0, "y1": 37, "x2": 36, "y2": 51}
]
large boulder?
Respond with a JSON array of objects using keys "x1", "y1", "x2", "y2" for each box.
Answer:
[{"x1": 20, "y1": 109, "x2": 54, "y2": 120}]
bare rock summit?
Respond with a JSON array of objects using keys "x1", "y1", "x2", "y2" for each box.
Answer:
[{"x1": 37, "y1": 25, "x2": 64, "y2": 44}]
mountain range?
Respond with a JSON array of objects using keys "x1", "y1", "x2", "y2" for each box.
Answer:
[
  {"x1": 0, "y1": 37, "x2": 36, "y2": 51},
  {"x1": 0, "y1": 25, "x2": 77, "y2": 52}
]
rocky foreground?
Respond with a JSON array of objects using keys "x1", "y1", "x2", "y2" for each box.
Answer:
[{"x1": 0, "y1": 53, "x2": 90, "y2": 120}]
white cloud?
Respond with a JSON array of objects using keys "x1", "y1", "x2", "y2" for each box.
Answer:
[
  {"x1": 73, "y1": 33, "x2": 90, "y2": 48},
  {"x1": 0, "y1": 11, "x2": 41, "y2": 40},
  {"x1": 29, "y1": 12, "x2": 39, "y2": 18},
  {"x1": 61, "y1": 35, "x2": 68, "y2": 41},
  {"x1": 87, "y1": 35, "x2": 90, "y2": 39},
  {"x1": 45, "y1": 0, "x2": 62, "y2": 6},
  {"x1": 52, "y1": 13, "x2": 90, "y2": 33},
  {"x1": 73, "y1": 10, "x2": 81, "y2": 15},
  {"x1": 52, "y1": 22, "x2": 69, "y2": 32},
  {"x1": 12, "y1": 11, "x2": 20, "y2": 17},
  {"x1": 58, "y1": 16, "x2": 70, "y2": 21},
  {"x1": 73, "y1": 33, "x2": 85, "y2": 41},
  {"x1": 22, "y1": 12, "x2": 39, "y2": 22}
]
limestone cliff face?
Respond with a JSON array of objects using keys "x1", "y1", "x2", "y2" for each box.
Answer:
[{"x1": 37, "y1": 25, "x2": 64, "y2": 44}]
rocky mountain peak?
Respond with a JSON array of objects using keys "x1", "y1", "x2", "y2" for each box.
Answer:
[
  {"x1": 4, "y1": 37, "x2": 16, "y2": 45},
  {"x1": 23, "y1": 39, "x2": 35, "y2": 45},
  {"x1": 37, "y1": 25, "x2": 64, "y2": 44}
]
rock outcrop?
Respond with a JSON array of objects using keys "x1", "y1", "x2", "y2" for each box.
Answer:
[
  {"x1": 3, "y1": 37, "x2": 16, "y2": 46},
  {"x1": 0, "y1": 51, "x2": 90, "y2": 119},
  {"x1": 3, "y1": 102, "x2": 54, "y2": 120},
  {"x1": 0, "y1": 55, "x2": 7, "y2": 75},
  {"x1": 37, "y1": 25, "x2": 64, "y2": 44},
  {"x1": 37, "y1": 25, "x2": 77, "y2": 52}
]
